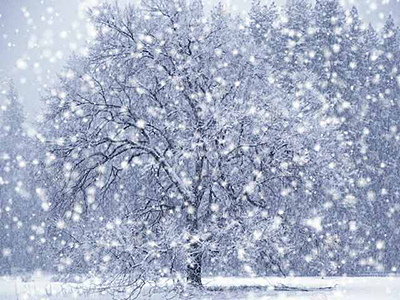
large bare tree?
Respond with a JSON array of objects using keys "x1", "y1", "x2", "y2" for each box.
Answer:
[{"x1": 40, "y1": 0, "x2": 352, "y2": 296}]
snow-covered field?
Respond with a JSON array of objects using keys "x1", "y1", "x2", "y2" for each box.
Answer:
[{"x1": 0, "y1": 275, "x2": 399, "y2": 299}]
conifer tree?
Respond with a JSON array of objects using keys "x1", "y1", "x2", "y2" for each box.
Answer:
[{"x1": 0, "y1": 80, "x2": 39, "y2": 274}]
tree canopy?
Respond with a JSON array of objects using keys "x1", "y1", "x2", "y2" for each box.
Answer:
[{"x1": 37, "y1": 0, "x2": 400, "y2": 297}]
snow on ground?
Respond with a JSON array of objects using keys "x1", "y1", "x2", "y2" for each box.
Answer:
[
  {"x1": 0, "y1": 275, "x2": 399, "y2": 299},
  {"x1": 203, "y1": 276, "x2": 400, "y2": 299}
]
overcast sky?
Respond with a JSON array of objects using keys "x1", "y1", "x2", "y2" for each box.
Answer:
[{"x1": 0, "y1": 0, "x2": 399, "y2": 123}]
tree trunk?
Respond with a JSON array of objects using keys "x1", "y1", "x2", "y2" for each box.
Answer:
[
  {"x1": 186, "y1": 202, "x2": 203, "y2": 287},
  {"x1": 186, "y1": 240, "x2": 203, "y2": 287}
]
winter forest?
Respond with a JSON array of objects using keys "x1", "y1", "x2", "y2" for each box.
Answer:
[{"x1": 1, "y1": 0, "x2": 400, "y2": 299}]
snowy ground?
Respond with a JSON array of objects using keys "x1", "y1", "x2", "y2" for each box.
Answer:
[{"x1": 0, "y1": 275, "x2": 399, "y2": 299}]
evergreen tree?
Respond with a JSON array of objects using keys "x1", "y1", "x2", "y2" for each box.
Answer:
[
  {"x1": 282, "y1": 0, "x2": 313, "y2": 73},
  {"x1": 0, "y1": 80, "x2": 40, "y2": 274},
  {"x1": 311, "y1": 0, "x2": 346, "y2": 101}
]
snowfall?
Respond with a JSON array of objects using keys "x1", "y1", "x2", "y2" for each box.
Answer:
[{"x1": 1, "y1": 274, "x2": 399, "y2": 300}]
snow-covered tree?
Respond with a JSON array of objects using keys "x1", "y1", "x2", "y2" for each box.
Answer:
[
  {"x1": 0, "y1": 79, "x2": 40, "y2": 274},
  {"x1": 39, "y1": 0, "x2": 355, "y2": 295},
  {"x1": 354, "y1": 16, "x2": 400, "y2": 274}
]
